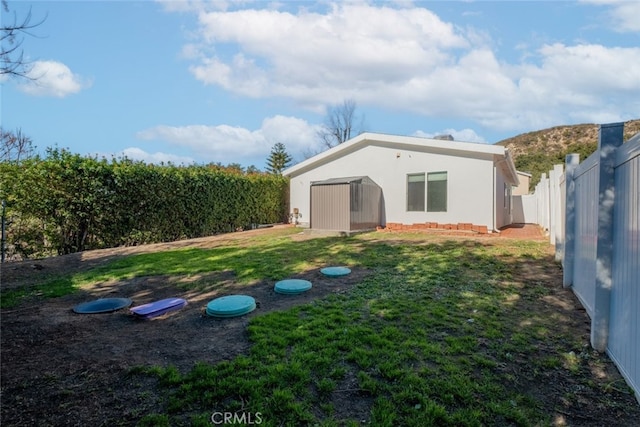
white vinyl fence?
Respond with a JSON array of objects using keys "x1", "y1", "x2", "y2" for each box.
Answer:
[
  {"x1": 528, "y1": 123, "x2": 639, "y2": 402},
  {"x1": 512, "y1": 194, "x2": 536, "y2": 224}
]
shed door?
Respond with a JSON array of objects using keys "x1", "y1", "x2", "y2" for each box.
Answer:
[{"x1": 310, "y1": 184, "x2": 350, "y2": 231}]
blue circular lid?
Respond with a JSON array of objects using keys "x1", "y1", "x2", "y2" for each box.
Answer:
[
  {"x1": 206, "y1": 295, "x2": 256, "y2": 318},
  {"x1": 73, "y1": 297, "x2": 132, "y2": 314},
  {"x1": 321, "y1": 266, "x2": 351, "y2": 277},
  {"x1": 274, "y1": 279, "x2": 312, "y2": 295}
]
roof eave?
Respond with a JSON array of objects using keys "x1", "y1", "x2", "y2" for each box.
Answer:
[
  {"x1": 501, "y1": 150, "x2": 520, "y2": 186},
  {"x1": 283, "y1": 132, "x2": 506, "y2": 177}
]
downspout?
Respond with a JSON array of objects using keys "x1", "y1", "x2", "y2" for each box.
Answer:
[{"x1": 492, "y1": 165, "x2": 498, "y2": 233}]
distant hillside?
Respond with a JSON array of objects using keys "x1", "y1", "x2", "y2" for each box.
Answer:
[{"x1": 496, "y1": 119, "x2": 640, "y2": 191}]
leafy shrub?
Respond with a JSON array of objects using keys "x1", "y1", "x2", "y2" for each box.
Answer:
[{"x1": 0, "y1": 149, "x2": 289, "y2": 258}]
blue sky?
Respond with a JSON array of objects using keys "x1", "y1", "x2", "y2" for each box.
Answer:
[{"x1": 2, "y1": 0, "x2": 639, "y2": 170}]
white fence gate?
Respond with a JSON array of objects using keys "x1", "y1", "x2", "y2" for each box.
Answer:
[{"x1": 529, "y1": 123, "x2": 640, "y2": 402}]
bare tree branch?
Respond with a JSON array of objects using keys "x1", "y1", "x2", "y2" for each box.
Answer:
[
  {"x1": 1, "y1": 0, "x2": 47, "y2": 78},
  {"x1": 316, "y1": 99, "x2": 364, "y2": 149},
  {"x1": 1, "y1": 127, "x2": 35, "y2": 163}
]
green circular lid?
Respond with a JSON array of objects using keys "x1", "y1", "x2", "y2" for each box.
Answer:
[
  {"x1": 274, "y1": 279, "x2": 312, "y2": 295},
  {"x1": 321, "y1": 266, "x2": 351, "y2": 277},
  {"x1": 206, "y1": 295, "x2": 256, "y2": 318}
]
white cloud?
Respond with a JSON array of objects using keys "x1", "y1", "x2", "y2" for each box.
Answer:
[
  {"x1": 530, "y1": 43, "x2": 640, "y2": 92},
  {"x1": 188, "y1": 3, "x2": 466, "y2": 102},
  {"x1": 394, "y1": 42, "x2": 640, "y2": 131},
  {"x1": 511, "y1": 43, "x2": 640, "y2": 126},
  {"x1": 609, "y1": 1, "x2": 640, "y2": 32},
  {"x1": 16, "y1": 60, "x2": 91, "y2": 97},
  {"x1": 583, "y1": 0, "x2": 640, "y2": 32},
  {"x1": 120, "y1": 148, "x2": 195, "y2": 165},
  {"x1": 413, "y1": 128, "x2": 487, "y2": 144},
  {"x1": 172, "y1": 2, "x2": 639, "y2": 135},
  {"x1": 156, "y1": 0, "x2": 221, "y2": 13},
  {"x1": 136, "y1": 115, "x2": 321, "y2": 166}
]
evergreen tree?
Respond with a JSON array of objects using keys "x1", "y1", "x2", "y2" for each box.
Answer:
[
  {"x1": 245, "y1": 165, "x2": 261, "y2": 175},
  {"x1": 266, "y1": 142, "x2": 292, "y2": 175}
]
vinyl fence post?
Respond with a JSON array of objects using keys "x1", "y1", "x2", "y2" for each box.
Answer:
[
  {"x1": 544, "y1": 174, "x2": 550, "y2": 233},
  {"x1": 553, "y1": 164, "x2": 564, "y2": 261},
  {"x1": 1, "y1": 200, "x2": 5, "y2": 263},
  {"x1": 539, "y1": 173, "x2": 548, "y2": 232},
  {"x1": 549, "y1": 168, "x2": 558, "y2": 246},
  {"x1": 591, "y1": 122, "x2": 624, "y2": 352},
  {"x1": 562, "y1": 154, "x2": 580, "y2": 288}
]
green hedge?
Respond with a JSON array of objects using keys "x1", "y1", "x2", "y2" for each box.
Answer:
[{"x1": 0, "y1": 149, "x2": 289, "y2": 258}]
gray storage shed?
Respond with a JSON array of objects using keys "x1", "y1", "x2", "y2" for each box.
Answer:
[{"x1": 310, "y1": 176, "x2": 383, "y2": 233}]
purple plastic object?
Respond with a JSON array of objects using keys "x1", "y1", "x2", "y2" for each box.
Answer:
[{"x1": 130, "y1": 298, "x2": 187, "y2": 319}]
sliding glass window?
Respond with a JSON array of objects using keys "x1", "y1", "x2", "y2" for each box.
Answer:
[
  {"x1": 407, "y1": 173, "x2": 425, "y2": 211},
  {"x1": 427, "y1": 171, "x2": 447, "y2": 212}
]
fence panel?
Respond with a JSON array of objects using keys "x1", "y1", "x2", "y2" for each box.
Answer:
[
  {"x1": 535, "y1": 124, "x2": 639, "y2": 401},
  {"x1": 512, "y1": 194, "x2": 536, "y2": 224},
  {"x1": 572, "y1": 155, "x2": 599, "y2": 317},
  {"x1": 557, "y1": 172, "x2": 566, "y2": 263},
  {"x1": 608, "y1": 134, "x2": 640, "y2": 398}
]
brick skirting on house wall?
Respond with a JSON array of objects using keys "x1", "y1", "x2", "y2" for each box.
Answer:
[{"x1": 377, "y1": 222, "x2": 490, "y2": 234}]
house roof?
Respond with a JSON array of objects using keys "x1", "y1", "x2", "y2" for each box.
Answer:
[{"x1": 283, "y1": 132, "x2": 519, "y2": 185}]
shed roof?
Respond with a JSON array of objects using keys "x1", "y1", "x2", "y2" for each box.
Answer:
[{"x1": 311, "y1": 176, "x2": 367, "y2": 186}]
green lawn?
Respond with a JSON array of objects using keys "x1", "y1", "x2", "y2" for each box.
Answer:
[{"x1": 4, "y1": 228, "x2": 634, "y2": 426}]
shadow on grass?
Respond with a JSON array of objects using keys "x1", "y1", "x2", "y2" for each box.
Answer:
[
  {"x1": 1, "y1": 229, "x2": 361, "y2": 308},
  {"x1": 111, "y1": 234, "x2": 639, "y2": 426}
]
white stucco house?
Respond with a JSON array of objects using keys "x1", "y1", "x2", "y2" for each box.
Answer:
[{"x1": 282, "y1": 132, "x2": 519, "y2": 233}]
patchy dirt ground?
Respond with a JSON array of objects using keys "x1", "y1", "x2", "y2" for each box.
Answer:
[
  {"x1": 1, "y1": 227, "x2": 639, "y2": 426},
  {"x1": 0, "y1": 228, "x2": 368, "y2": 426}
]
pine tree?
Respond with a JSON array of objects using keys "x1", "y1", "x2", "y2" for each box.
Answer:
[{"x1": 266, "y1": 142, "x2": 292, "y2": 175}]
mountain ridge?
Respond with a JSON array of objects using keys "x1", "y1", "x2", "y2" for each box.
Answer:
[{"x1": 495, "y1": 119, "x2": 640, "y2": 190}]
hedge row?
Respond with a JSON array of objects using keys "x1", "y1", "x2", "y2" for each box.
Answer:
[{"x1": 0, "y1": 149, "x2": 289, "y2": 259}]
